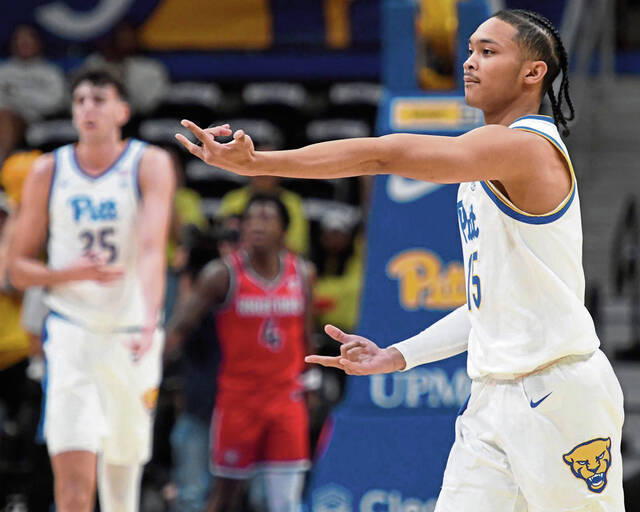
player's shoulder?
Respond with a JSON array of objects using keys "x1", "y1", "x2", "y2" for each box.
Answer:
[
  {"x1": 199, "y1": 257, "x2": 232, "y2": 302},
  {"x1": 139, "y1": 143, "x2": 173, "y2": 171},
  {"x1": 28, "y1": 152, "x2": 56, "y2": 185},
  {"x1": 470, "y1": 124, "x2": 559, "y2": 164},
  {"x1": 137, "y1": 143, "x2": 175, "y2": 191},
  {"x1": 289, "y1": 252, "x2": 316, "y2": 282}
]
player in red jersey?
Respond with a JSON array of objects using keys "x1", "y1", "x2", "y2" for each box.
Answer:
[{"x1": 166, "y1": 193, "x2": 314, "y2": 512}]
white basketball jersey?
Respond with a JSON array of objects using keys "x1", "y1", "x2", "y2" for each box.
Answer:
[
  {"x1": 457, "y1": 115, "x2": 599, "y2": 379},
  {"x1": 46, "y1": 139, "x2": 147, "y2": 331}
]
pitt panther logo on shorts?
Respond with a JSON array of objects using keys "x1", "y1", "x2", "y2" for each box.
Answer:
[{"x1": 562, "y1": 437, "x2": 612, "y2": 493}]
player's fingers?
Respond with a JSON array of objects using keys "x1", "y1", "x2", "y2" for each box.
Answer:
[
  {"x1": 340, "y1": 340, "x2": 363, "y2": 356},
  {"x1": 305, "y1": 355, "x2": 344, "y2": 369},
  {"x1": 344, "y1": 346, "x2": 364, "y2": 360},
  {"x1": 324, "y1": 324, "x2": 351, "y2": 344},
  {"x1": 233, "y1": 129, "x2": 245, "y2": 142},
  {"x1": 204, "y1": 124, "x2": 232, "y2": 138},
  {"x1": 175, "y1": 134, "x2": 204, "y2": 158},
  {"x1": 180, "y1": 119, "x2": 210, "y2": 146}
]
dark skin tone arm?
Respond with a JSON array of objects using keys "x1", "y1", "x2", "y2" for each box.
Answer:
[{"x1": 165, "y1": 259, "x2": 229, "y2": 356}]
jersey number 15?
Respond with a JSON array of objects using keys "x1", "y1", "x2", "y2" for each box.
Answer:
[{"x1": 467, "y1": 251, "x2": 481, "y2": 310}]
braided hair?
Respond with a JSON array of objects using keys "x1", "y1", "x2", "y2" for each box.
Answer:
[{"x1": 492, "y1": 9, "x2": 575, "y2": 137}]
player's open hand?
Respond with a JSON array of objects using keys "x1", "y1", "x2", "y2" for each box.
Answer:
[
  {"x1": 65, "y1": 254, "x2": 124, "y2": 284},
  {"x1": 175, "y1": 120, "x2": 257, "y2": 175},
  {"x1": 305, "y1": 324, "x2": 406, "y2": 375},
  {"x1": 126, "y1": 326, "x2": 155, "y2": 363}
]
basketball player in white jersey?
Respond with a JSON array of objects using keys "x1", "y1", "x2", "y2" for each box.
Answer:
[
  {"x1": 8, "y1": 67, "x2": 175, "y2": 512},
  {"x1": 175, "y1": 9, "x2": 625, "y2": 512}
]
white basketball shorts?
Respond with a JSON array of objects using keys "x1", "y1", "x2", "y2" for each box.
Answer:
[
  {"x1": 435, "y1": 349, "x2": 625, "y2": 512},
  {"x1": 41, "y1": 312, "x2": 164, "y2": 465}
]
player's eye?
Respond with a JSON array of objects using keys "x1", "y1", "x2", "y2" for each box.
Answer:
[
  {"x1": 482, "y1": 48, "x2": 494, "y2": 55},
  {"x1": 467, "y1": 47, "x2": 473, "y2": 56}
]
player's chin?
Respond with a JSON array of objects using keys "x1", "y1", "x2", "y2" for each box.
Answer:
[{"x1": 463, "y1": 87, "x2": 482, "y2": 108}]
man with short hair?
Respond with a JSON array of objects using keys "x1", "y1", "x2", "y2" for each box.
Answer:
[{"x1": 9, "y1": 67, "x2": 174, "y2": 512}]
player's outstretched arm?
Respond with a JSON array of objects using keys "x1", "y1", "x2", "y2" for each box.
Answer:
[
  {"x1": 389, "y1": 305, "x2": 470, "y2": 371},
  {"x1": 305, "y1": 325, "x2": 407, "y2": 376},
  {"x1": 9, "y1": 155, "x2": 124, "y2": 289},
  {"x1": 176, "y1": 120, "x2": 539, "y2": 185}
]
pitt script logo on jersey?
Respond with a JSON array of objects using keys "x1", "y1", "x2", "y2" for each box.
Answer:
[
  {"x1": 457, "y1": 199, "x2": 480, "y2": 244},
  {"x1": 563, "y1": 437, "x2": 612, "y2": 493},
  {"x1": 457, "y1": 190, "x2": 482, "y2": 310},
  {"x1": 386, "y1": 249, "x2": 466, "y2": 311},
  {"x1": 70, "y1": 195, "x2": 118, "y2": 222}
]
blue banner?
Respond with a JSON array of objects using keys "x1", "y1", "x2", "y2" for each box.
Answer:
[{"x1": 304, "y1": 175, "x2": 470, "y2": 511}]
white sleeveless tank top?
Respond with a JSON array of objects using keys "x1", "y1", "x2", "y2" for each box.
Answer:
[
  {"x1": 46, "y1": 139, "x2": 148, "y2": 331},
  {"x1": 457, "y1": 115, "x2": 599, "y2": 379}
]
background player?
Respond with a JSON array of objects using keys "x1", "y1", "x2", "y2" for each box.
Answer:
[
  {"x1": 167, "y1": 194, "x2": 314, "y2": 512},
  {"x1": 175, "y1": 9, "x2": 625, "y2": 512},
  {"x1": 8, "y1": 67, "x2": 175, "y2": 512}
]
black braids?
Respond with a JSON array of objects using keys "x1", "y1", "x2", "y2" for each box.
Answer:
[
  {"x1": 518, "y1": 11, "x2": 575, "y2": 129},
  {"x1": 494, "y1": 9, "x2": 576, "y2": 136}
]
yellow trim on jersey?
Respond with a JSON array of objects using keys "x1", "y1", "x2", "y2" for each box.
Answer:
[{"x1": 482, "y1": 127, "x2": 576, "y2": 218}]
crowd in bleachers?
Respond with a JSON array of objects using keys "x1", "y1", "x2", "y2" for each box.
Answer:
[{"x1": 0, "y1": 22, "x2": 376, "y2": 511}]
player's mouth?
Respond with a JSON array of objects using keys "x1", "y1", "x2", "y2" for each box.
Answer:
[{"x1": 463, "y1": 76, "x2": 480, "y2": 85}]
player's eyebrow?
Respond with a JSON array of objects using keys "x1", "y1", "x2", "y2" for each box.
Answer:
[{"x1": 469, "y1": 37, "x2": 502, "y2": 46}]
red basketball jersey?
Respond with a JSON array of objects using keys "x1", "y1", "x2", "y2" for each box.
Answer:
[{"x1": 215, "y1": 250, "x2": 307, "y2": 398}]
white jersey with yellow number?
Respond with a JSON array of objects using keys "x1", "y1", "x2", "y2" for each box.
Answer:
[
  {"x1": 46, "y1": 139, "x2": 147, "y2": 331},
  {"x1": 457, "y1": 115, "x2": 599, "y2": 379}
]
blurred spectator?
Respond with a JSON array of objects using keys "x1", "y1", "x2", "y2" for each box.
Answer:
[
  {"x1": 84, "y1": 23, "x2": 169, "y2": 115},
  {"x1": 164, "y1": 224, "x2": 232, "y2": 512},
  {"x1": 312, "y1": 209, "x2": 363, "y2": 333},
  {"x1": 0, "y1": 150, "x2": 41, "y2": 207},
  {"x1": 416, "y1": 0, "x2": 458, "y2": 89},
  {"x1": 612, "y1": 196, "x2": 640, "y2": 359},
  {"x1": 0, "y1": 25, "x2": 65, "y2": 162},
  {"x1": 0, "y1": 192, "x2": 29, "y2": 372},
  {"x1": 217, "y1": 166, "x2": 310, "y2": 255}
]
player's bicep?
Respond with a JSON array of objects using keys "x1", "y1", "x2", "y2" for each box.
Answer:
[
  {"x1": 10, "y1": 155, "x2": 54, "y2": 259},
  {"x1": 380, "y1": 126, "x2": 535, "y2": 183},
  {"x1": 138, "y1": 147, "x2": 176, "y2": 250}
]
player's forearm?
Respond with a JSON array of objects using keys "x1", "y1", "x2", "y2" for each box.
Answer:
[
  {"x1": 253, "y1": 137, "x2": 384, "y2": 179},
  {"x1": 137, "y1": 247, "x2": 166, "y2": 329},
  {"x1": 10, "y1": 258, "x2": 75, "y2": 289},
  {"x1": 389, "y1": 305, "x2": 470, "y2": 371}
]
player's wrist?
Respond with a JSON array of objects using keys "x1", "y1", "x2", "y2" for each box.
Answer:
[{"x1": 386, "y1": 346, "x2": 407, "y2": 372}]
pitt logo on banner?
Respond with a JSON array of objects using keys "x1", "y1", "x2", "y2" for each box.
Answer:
[{"x1": 386, "y1": 249, "x2": 465, "y2": 311}]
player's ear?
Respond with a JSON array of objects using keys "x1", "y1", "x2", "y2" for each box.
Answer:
[
  {"x1": 117, "y1": 100, "x2": 131, "y2": 128},
  {"x1": 523, "y1": 60, "x2": 547, "y2": 87}
]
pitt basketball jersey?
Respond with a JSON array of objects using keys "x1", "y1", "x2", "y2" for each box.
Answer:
[
  {"x1": 457, "y1": 115, "x2": 599, "y2": 379},
  {"x1": 46, "y1": 139, "x2": 147, "y2": 331},
  {"x1": 215, "y1": 250, "x2": 307, "y2": 398}
]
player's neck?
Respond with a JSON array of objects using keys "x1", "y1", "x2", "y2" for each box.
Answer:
[
  {"x1": 483, "y1": 97, "x2": 542, "y2": 127},
  {"x1": 75, "y1": 136, "x2": 127, "y2": 176},
  {"x1": 247, "y1": 248, "x2": 281, "y2": 281}
]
